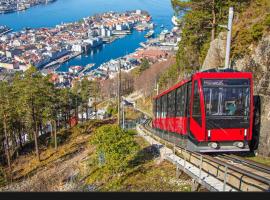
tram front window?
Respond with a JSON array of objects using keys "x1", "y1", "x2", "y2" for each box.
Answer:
[{"x1": 203, "y1": 79, "x2": 250, "y2": 117}]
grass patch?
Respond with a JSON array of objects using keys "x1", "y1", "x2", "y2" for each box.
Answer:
[
  {"x1": 10, "y1": 120, "x2": 115, "y2": 181},
  {"x1": 245, "y1": 155, "x2": 270, "y2": 166},
  {"x1": 83, "y1": 134, "x2": 192, "y2": 192}
]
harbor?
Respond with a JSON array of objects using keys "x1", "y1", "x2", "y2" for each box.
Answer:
[
  {"x1": 0, "y1": 10, "x2": 153, "y2": 71},
  {"x1": 0, "y1": 0, "x2": 175, "y2": 88},
  {"x1": 0, "y1": 26, "x2": 12, "y2": 36}
]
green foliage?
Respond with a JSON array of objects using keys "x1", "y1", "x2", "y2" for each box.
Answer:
[
  {"x1": 0, "y1": 65, "x2": 102, "y2": 163},
  {"x1": 90, "y1": 125, "x2": 139, "y2": 173},
  {"x1": 158, "y1": 64, "x2": 180, "y2": 91},
  {"x1": 231, "y1": 0, "x2": 270, "y2": 58},
  {"x1": 251, "y1": 23, "x2": 264, "y2": 41},
  {"x1": 132, "y1": 58, "x2": 150, "y2": 77},
  {"x1": 139, "y1": 58, "x2": 150, "y2": 72},
  {"x1": 265, "y1": 14, "x2": 270, "y2": 27},
  {"x1": 106, "y1": 105, "x2": 118, "y2": 117},
  {"x1": 160, "y1": 0, "x2": 269, "y2": 90},
  {"x1": 161, "y1": 0, "x2": 251, "y2": 89}
]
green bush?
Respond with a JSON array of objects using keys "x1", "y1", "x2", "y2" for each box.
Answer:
[
  {"x1": 251, "y1": 23, "x2": 264, "y2": 41},
  {"x1": 90, "y1": 125, "x2": 139, "y2": 173},
  {"x1": 264, "y1": 14, "x2": 270, "y2": 27},
  {"x1": 106, "y1": 105, "x2": 118, "y2": 117}
]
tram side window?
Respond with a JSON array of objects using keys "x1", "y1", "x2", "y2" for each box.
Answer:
[
  {"x1": 192, "y1": 81, "x2": 202, "y2": 125},
  {"x1": 180, "y1": 87, "x2": 185, "y2": 116},
  {"x1": 157, "y1": 98, "x2": 160, "y2": 118},
  {"x1": 168, "y1": 91, "x2": 176, "y2": 117},
  {"x1": 162, "y1": 95, "x2": 167, "y2": 118},
  {"x1": 187, "y1": 82, "x2": 192, "y2": 116},
  {"x1": 176, "y1": 87, "x2": 184, "y2": 117},
  {"x1": 168, "y1": 93, "x2": 171, "y2": 117}
]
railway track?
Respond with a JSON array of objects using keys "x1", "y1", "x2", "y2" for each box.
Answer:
[{"x1": 138, "y1": 117, "x2": 270, "y2": 192}]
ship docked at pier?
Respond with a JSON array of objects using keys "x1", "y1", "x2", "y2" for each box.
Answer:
[{"x1": 144, "y1": 29, "x2": 154, "y2": 38}]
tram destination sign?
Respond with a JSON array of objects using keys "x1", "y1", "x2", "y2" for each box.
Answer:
[{"x1": 203, "y1": 79, "x2": 250, "y2": 86}]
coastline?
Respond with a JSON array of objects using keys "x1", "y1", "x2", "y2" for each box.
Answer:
[{"x1": 0, "y1": 0, "x2": 57, "y2": 15}]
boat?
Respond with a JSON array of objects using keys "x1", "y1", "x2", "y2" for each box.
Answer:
[
  {"x1": 144, "y1": 30, "x2": 154, "y2": 38},
  {"x1": 85, "y1": 63, "x2": 95, "y2": 71},
  {"x1": 69, "y1": 65, "x2": 83, "y2": 74},
  {"x1": 172, "y1": 16, "x2": 179, "y2": 27},
  {"x1": 139, "y1": 42, "x2": 147, "y2": 48},
  {"x1": 78, "y1": 63, "x2": 96, "y2": 76}
]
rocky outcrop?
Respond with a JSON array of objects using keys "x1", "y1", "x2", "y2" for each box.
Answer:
[
  {"x1": 233, "y1": 35, "x2": 270, "y2": 156},
  {"x1": 202, "y1": 32, "x2": 227, "y2": 70},
  {"x1": 202, "y1": 33, "x2": 270, "y2": 156}
]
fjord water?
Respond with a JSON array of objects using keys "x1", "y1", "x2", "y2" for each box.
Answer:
[{"x1": 0, "y1": 0, "x2": 174, "y2": 71}]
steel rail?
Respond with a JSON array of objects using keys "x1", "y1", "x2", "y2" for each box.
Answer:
[
  {"x1": 216, "y1": 154, "x2": 270, "y2": 174},
  {"x1": 140, "y1": 117, "x2": 270, "y2": 191}
]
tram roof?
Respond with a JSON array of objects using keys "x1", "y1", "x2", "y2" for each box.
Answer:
[{"x1": 153, "y1": 69, "x2": 252, "y2": 100}]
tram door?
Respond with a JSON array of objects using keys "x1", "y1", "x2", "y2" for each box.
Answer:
[
  {"x1": 189, "y1": 80, "x2": 204, "y2": 142},
  {"x1": 186, "y1": 81, "x2": 192, "y2": 134}
]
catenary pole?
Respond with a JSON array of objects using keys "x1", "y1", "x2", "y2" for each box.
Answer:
[{"x1": 225, "y1": 7, "x2": 234, "y2": 69}]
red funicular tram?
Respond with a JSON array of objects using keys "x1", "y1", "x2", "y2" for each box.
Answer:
[{"x1": 152, "y1": 69, "x2": 253, "y2": 152}]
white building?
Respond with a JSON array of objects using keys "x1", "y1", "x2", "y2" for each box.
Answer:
[
  {"x1": 136, "y1": 10, "x2": 142, "y2": 15},
  {"x1": 72, "y1": 43, "x2": 83, "y2": 52},
  {"x1": 116, "y1": 24, "x2": 123, "y2": 31},
  {"x1": 101, "y1": 28, "x2": 107, "y2": 37}
]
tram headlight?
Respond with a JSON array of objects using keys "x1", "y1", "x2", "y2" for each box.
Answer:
[
  {"x1": 233, "y1": 142, "x2": 244, "y2": 148},
  {"x1": 209, "y1": 142, "x2": 218, "y2": 149},
  {"x1": 237, "y1": 142, "x2": 244, "y2": 148}
]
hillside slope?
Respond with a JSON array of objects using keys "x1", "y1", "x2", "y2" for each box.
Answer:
[{"x1": 0, "y1": 120, "x2": 192, "y2": 191}]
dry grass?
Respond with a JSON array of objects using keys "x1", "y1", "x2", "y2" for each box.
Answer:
[
  {"x1": 1, "y1": 120, "x2": 115, "y2": 191},
  {"x1": 135, "y1": 96, "x2": 153, "y2": 117},
  {"x1": 245, "y1": 155, "x2": 270, "y2": 167},
  {"x1": 1, "y1": 120, "x2": 193, "y2": 192},
  {"x1": 124, "y1": 107, "x2": 144, "y2": 121}
]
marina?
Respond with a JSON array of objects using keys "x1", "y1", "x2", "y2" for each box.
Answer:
[
  {"x1": 0, "y1": 0, "x2": 175, "y2": 83},
  {"x1": 0, "y1": 10, "x2": 152, "y2": 71}
]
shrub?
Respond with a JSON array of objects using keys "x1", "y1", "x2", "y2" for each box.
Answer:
[
  {"x1": 251, "y1": 23, "x2": 264, "y2": 41},
  {"x1": 264, "y1": 14, "x2": 270, "y2": 27},
  {"x1": 106, "y1": 105, "x2": 118, "y2": 117},
  {"x1": 90, "y1": 125, "x2": 139, "y2": 173}
]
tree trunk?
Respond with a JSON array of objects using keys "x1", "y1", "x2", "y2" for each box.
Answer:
[
  {"x1": 64, "y1": 114, "x2": 68, "y2": 129},
  {"x1": 86, "y1": 106, "x2": 89, "y2": 120},
  {"x1": 18, "y1": 123, "x2": 23, "y2": 149},
  {"x1": 39, "y1": 120, "x2": 43, "y2": 136},
  {"x1": 31, "y1": 97, "x2": 40, "y2": 161},
  {"x1": 3, "y1": 116, "x2": 12, "y2": 178},
  {"x1": 68, "y1": 110, "x2": 71, "y2": 128},
  {"x1": 54, "y1": 120, "x2": 57, "y2": 150},
  {"x1": 34, "y1": 121, "x2": 40, "y2": 162},
  {"x1": 211, "y1": 0, "x2": 216, "y2": 41},
  {"x1": 95, "y1": 95, "x2": 98, "y2": 120}
]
